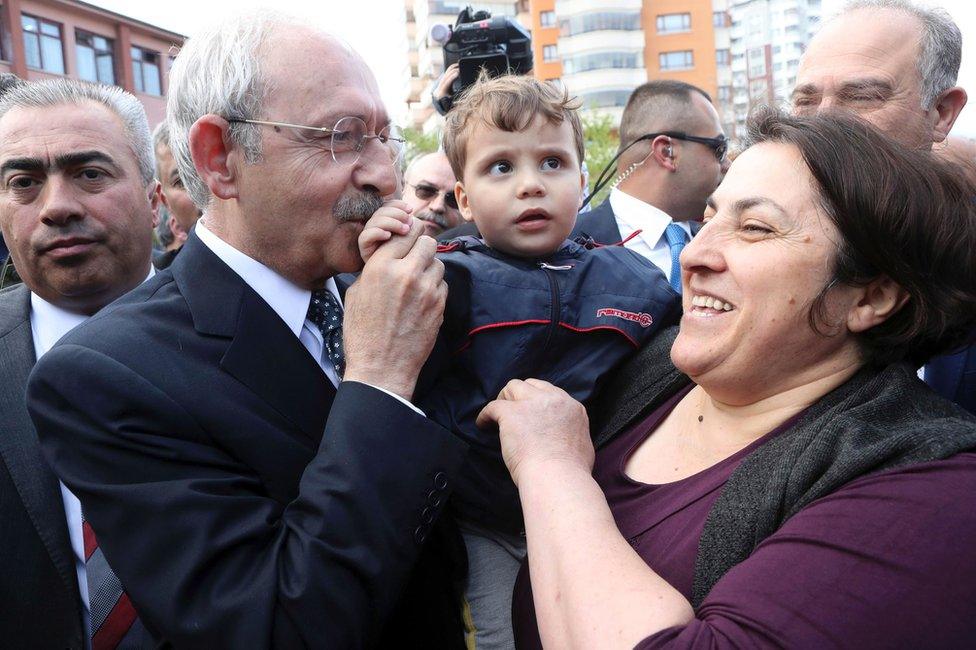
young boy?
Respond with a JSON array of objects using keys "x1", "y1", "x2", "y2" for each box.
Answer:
[{"x1": 360, "y1": 75, "x2": 679, "y2": 648}]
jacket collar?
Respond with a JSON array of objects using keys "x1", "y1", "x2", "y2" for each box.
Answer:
[
  {"x1": 171, "y1": 233, "x2": 334, "y2": 443},
  {"x1": 0, "y1": 284, "x2": 82, "y2": 608}
]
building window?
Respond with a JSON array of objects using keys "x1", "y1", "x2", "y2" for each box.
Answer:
[
  {"x1": 131, "y1": 46, "x2": 161, "y2": 95},
  {"x1": 22, "y1": 15, "x2": 64, "y2": 74},
  {"x1": 559, "y1": 11, "x2": 641, "y2": 37},
  {"x1": 717, "y1": 86, "x2": 732, "y2": 102},
  {"x1": 540, "y1": 10, "x2": 556, "y2": 27},
  {"x1": 543, "y1": 44, "x2": 558, "y2": 62},
  {"x1": 716, "y1": 49, "x2": 730, "y2": 65},
  {"x1": 659, "y1": 50, "x2": 693, "y2": 71},
  {"x1": 563, "y1": 51, "x2": 640, "y2": 75},
  {"x1": 580, "y1": 89, "x2": 632, "y2": 109},
  {"x1": 656, "y1": 13, "x2": 691, "y2": 34},
  {"x1": 713, "y1": 11, "x2": 728, "y2": 27},
  {"x1": 76, "y1": 31, "x2": 115, "y2": 85}
]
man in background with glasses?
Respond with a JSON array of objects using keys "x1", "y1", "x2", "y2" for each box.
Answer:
[
  {"x1": 28, "y1": 11, "x2": 468, "y2": 649},
  {"x1": 573, "y1": 80, "x2": 729, "y2": 293},
  {"x1": 403, "y1": 151, "x2": 462, "y2": 237}
]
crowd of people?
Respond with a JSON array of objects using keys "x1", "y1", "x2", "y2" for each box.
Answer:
[{"x1": 0, "y1": 0, "x2": 973, "y2": 649}]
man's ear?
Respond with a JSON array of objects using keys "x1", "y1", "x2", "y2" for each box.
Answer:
[
  {"x1": 930, "y1": 86, "x2": 967, "y2": 144},
  {"x1": 651, "y1": 135, "x2": 676, "y2": 172},
  {"x1": 188, "y1": 114, "x2": 241, "y2": 201},
  {"x1": 455, "y1": 180, "x2": 474, "y2": 223},
  {"x1": 168, "y1": 212, "x2": 188, "y2": 246},
  {"x1": 148, "y1": 182, "x2": 162, "y2": 229},
  {"x1": 847, "y1": 275, "x2": 910, "y2": 333}
]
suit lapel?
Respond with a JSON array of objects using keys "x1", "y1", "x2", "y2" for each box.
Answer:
[
  {"x1": 0, "y1": 285, "x2": 80, "y2": 601},
  {"x1": 573, "y1": 200, "x2": 623, "y2": 244},
  {"x1": 173, "y1": 234, "x2": 335, "y2": 443}
]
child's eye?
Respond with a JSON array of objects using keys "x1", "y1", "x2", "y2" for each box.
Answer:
[
  {"x1": 541, "y1": 157, "x2": 561, "y2": 170},
  {"x1": 488, "y1": 161, "x2": 512, "y2": 175}
]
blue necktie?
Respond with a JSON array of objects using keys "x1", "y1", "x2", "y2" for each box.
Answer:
[
  {"x1": 663, "y1": 222, "x2": 687, "y2": 294},
  {"x1": 306, "y1": 289, "x2": 345, "y2": 379}
]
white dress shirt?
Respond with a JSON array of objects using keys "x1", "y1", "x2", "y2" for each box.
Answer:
[
  {"x1": 609, "y1": 187, "x2": 693, "y2": 281},
  {"x1": 30, "y1": 266, "x2": 154, "y2": 650},
  {"x1": 195, "y1": 222, "x2": 422, "y2": 413}
]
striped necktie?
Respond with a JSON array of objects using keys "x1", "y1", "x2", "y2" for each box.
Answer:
[
  {"x1": 663, "y1": 222, "x2": 688, "y2": 294},
  {"x1": 83, "y1": 512, "x2": 140, "y2": 649}
]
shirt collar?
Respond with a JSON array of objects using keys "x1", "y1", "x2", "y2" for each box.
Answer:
[
  {"x1": 29, "y1": 266, "x2": 155, "y2": 359},
  {"x1": 609, "y1": 187, "x2": 675, "y2": 245},
  {"x1": 195, "y1": 220, "x2": 338, "y2": 339}
]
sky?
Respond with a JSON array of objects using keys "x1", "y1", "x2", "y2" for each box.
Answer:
[{"x1": 88, "y1": 0, "x2": 976, "y2": 137}]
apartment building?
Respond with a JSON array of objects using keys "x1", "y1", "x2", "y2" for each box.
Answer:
[
  {"x1": 0, "y1": 0, "x2": 184, "y2": 125},
  {"x1": 727, "y1": 0, "x2": 822, "y2": 137},
  {"x1": 404, "y1": 0, "x2": 529, "y2": 132}
]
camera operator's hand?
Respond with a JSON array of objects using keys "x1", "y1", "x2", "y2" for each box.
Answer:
[
  {"x1": 434, "y1": 63, "x2": 460, "y2": 102},
  {"x1": 432, "y1": 63, "x2": 460, "y2": 115}
]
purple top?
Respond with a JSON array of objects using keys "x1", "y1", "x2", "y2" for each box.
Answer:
[{"x1": 512, "y1": 386, "x2": 976, "y2": 648}]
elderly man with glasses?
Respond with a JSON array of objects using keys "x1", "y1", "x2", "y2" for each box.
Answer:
[
  {"x1": 402, "y1": 151, "x2": 462, "y2": 237},
  {"x1": 573, "y1": 80, "x2": 729, "y2": 293},
  {"x1": 28, "y1": 11, "x2": 468, "y2": 649}
]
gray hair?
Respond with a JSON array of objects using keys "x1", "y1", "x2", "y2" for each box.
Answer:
[
  {"x1": 842, "y1": 0, "x2": 962, "y2": 109},
  {"x1": 167, "y1": 11, "x2": 307, "y2": 208},
  {"x1": 151, "y1": 120, "x2": 170, "y2": 179},
  {"x1": 0, "y1": 78, "x2": 155, "y2": 185}
]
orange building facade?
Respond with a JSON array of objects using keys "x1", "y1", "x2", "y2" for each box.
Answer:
[
  {"x1": 530, "y1": 0, "x2": 562, "y2": 81},
  {"x1": 642, "y1": 0, "x2": 719, "y2": 100},
  {"x1": 0, "y1": 0, "x2": 184, "y2": 126}
]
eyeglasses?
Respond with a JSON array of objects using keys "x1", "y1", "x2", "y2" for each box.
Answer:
[
  {"x1": 650, "y1": 131, "x2": 729, "y2": 162},
  {"x1": 227, "y1": 116, "x2": 405, "y2": 166},
  {"x1": 406, "y1": 182, "x2": 459, "y2": 210}
]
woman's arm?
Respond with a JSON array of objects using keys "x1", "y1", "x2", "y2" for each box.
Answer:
[{"x1": 478, "y1": 380, "x2": 694, "y2": 649}]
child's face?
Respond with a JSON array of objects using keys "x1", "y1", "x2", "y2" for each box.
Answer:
[{"x1": 456, "y1": 115, "x2": 585, "y2": 258}]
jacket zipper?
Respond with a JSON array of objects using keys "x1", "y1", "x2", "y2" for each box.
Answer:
[{"x1": 538, "y1": 262, "x2": 566, "y2": 356}]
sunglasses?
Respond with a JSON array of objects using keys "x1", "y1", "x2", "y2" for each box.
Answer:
[
  {"x1": 407, "y1": 182, "x2": 459, "y2": 210},
  {"x1": 657, "y1": 132, "x2": 729, "y2": 162}
]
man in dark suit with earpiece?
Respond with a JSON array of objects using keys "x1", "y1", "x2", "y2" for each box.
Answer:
[{"x1": 573, "y1": 81, "x2": 729, "y2": 294}]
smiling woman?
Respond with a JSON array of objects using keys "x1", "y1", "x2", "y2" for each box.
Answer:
[{"x1": 475, "y1": 110, "x2": 976, "y2": 648}]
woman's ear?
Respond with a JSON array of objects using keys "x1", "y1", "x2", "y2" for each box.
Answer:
[
  {"x1": 188, "y1": 115, "x2": 241, "y2": 201},
  {"x1": 847, "y1": 275, "x2": 910, "y2": 333}
]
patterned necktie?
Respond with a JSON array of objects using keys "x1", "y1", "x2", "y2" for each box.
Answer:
[
  {"x1": 307, "y1": 288, "x2": 345, "y2": 379},
  {"x1": 663, "y1": 222, "x2": 688, "y2": 294},
  {"x1": 83, "y1": 512, "x2": 139, "y2": 649}
]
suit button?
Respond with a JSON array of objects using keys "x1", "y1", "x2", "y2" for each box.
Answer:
[
  {"x1": 414, "y1": 525, "x2": 428, "y2": 544},
  {"x1": 420, "y1": 507, "x2": 434, "y2": 524},
  {"x1": 426, "y1": 489, "x2": 443, "y2": 508},
  {"x1": 433, "y1": 471, "x2": 449, "y2": 490}
]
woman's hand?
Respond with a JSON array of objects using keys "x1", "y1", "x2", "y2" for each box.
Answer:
[{"x1": 476, "y1": 379, "x2": 594, "y2": 487}]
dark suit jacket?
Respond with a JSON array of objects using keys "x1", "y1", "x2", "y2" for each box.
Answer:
[
  {"x1": 0, "y1": 284, "x2": 85, "y2": 649},
  {"x1": 571, "y1": 198, "x2": 703, "y2": 245},
  {"x1": 927, "y1": 345, "x2": 976, "y2": 415},
  {"x1": 28, "y1": 234, "x2": 468, "y2": 649}
]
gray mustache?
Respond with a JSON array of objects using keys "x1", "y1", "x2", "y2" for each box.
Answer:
[{"x1": 334, "y1": 192, "x2": 384, "y2": 223}]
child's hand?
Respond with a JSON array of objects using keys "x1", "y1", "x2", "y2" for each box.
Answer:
[{"x1": 359, "y1": 200, "x2": 415, "y2": 262}]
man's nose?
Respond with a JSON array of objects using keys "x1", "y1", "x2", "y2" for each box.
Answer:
[
  {"x1": 352, "y1": 140, "x2": 399, "y2": 197},
  {"x1": 39, "y1": 176, "x2": 85, "y2": 226},
  {"x1": 429, "y1": 191, "x2": 447, "y2": 214}
]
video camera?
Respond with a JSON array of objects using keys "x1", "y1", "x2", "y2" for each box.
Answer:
[{"x1": 431, "y1": 5, "x2": 533, "y2": 114}]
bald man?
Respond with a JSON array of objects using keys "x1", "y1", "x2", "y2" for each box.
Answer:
[{"x1": 572, "y1": 80, "x2": 729, "y2": 288}]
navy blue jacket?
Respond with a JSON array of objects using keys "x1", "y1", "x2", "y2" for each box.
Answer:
[{"x1": 418, "y1": 236, "x2": 680, "y2": 533}]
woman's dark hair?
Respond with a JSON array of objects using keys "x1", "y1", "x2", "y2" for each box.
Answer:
[{"x1": 746, "y1": 109, "x2": 976, "y2": 367}]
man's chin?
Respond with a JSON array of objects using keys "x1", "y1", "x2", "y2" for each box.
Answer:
[{"x1": 421, "y1": 221, "x2": 444, "y2": 238}]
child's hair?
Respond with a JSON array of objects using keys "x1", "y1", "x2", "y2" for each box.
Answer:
[{"x1": 442, "y1": 73, "x2": 584, "y2": 180}]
